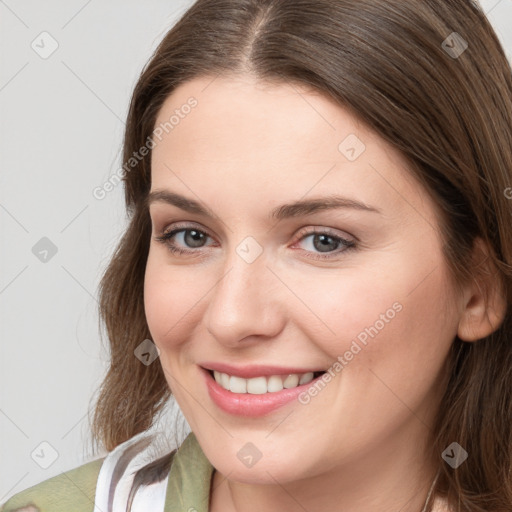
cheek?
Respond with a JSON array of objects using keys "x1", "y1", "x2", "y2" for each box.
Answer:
[
  {"x1": 286, "y1": 265, "x2": 457, "y2": 451},
  {"x1": 293, "y1": 251, "x2": 458, "y2": 377},
  {"x1": 331, "y1": 266, "x2": 457, "y2": 425},
  {"x1": 143, "y1": 251, "x2": 204, "y2": 348},
  {"x1": 285, "y1": 265, "x2": 410, "y2": 360}
]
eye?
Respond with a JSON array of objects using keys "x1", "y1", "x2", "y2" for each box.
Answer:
[
  {"x1": 293, "y1": 227, "x2": 356, "y2": 260},
  {"x1": 153, "y1": 223, "x2": 357, "y2": 260},
  {"x1": 153, "y1": 224, "x2": 214, "y2": 257}
]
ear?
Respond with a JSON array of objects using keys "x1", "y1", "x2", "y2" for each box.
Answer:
[{"x1": 457, "y1": 237, "x2": 507, "y2": 342}]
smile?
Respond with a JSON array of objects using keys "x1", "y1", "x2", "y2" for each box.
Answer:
[
  {"x1": 211, "y1": 370, "x2": 322, "y2": 394},
  {"x1": 201, "y1": 366, "x2": 327, "y2": 417}
]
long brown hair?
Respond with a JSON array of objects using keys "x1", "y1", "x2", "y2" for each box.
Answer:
[{"x1": 89, "y1": 1, "x2": 512, "y2": 510}]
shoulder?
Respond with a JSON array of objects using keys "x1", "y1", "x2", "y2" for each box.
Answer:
[
  {"x1": 0, "y1": 431, "x2": 208, "y2": 512},
  {"x1": 0, "y1": 457, "x2": 105, "y2": 512}
]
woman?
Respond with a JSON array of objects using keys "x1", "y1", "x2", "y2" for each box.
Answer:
[{"x1": 2, "y1": 0, "x2": 511, "y2": 511}]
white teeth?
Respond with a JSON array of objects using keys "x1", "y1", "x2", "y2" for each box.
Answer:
[
  {"x1": 212, "y1": 370, "x2": 319, "y2": 394},
  {"x1": 229, "y1": 375, "x2": 247, "y2": 393},
  {"x1": 220, "y1": 372, "x2": 230, "y2": 389},
  {"x1": 283, "y1": 374, "x2": 299, "y2": 388},
  {"x1": 299, "y1": 372, "x2": 314, "y2": 385},
  {"x1": 246, "y1": 376, "x2": 267, "y2": 394},
  {"x1": 267, "y1": 375, "x2": 284, "y2": 392}
]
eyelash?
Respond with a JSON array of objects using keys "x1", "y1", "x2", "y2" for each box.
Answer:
[{"x1": 153, "y1": 223, "x2": 357, "y2": 261}]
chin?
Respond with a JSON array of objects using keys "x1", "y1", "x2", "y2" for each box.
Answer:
[{"x1": 208, "y1": 443, "x2": 317, "y2": 485}]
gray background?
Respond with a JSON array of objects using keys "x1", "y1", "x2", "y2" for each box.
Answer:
[{"x1": 0, "y1": 0, "x2": 511, "y2": 503}]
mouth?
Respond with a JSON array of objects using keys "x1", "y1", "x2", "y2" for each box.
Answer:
[
  {"x1": 201, "y1": 366, "x2": 328, "y2": 417},
  {"x1": 207, "y1": 369, "x2": 326, "y2": 394}
]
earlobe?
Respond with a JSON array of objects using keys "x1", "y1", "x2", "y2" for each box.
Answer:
[{"x1": 457, "y1": 237, "x2": 507, "y2": 342}]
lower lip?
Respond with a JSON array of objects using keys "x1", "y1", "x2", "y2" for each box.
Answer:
[{"x1": 202, "y1": 367, "x2": 324, "y2": 417}]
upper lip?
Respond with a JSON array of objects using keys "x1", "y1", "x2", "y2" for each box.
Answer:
[{"x1": 200, "y1": 362, "x2": 326, "y2": 379}]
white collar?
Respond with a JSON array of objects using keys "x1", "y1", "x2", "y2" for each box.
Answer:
[{"x1": 93, "y1": 430, "x2": 173, "y2": 512}]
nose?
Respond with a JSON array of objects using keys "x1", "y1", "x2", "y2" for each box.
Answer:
[{"x1": 202, "y1": 247, "x2": 285, "y2": 348}]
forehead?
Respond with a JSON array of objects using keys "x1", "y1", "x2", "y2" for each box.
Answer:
[
  {"x1": 149, "y1": 74, "x2": 435, "y2": 227},
  {"x1": 153, "y1": 74, "x2": 367, "y2": 157}
]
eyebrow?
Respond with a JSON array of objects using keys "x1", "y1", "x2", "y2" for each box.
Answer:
[{"x1": 146, "y1": 189, "x2": 382, "y2": 220}]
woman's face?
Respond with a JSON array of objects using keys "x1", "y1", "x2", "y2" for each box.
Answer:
[{"x1": 144, "y1": 74, "x2": 462, "y2": 484}]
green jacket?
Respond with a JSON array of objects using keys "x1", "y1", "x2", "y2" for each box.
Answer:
[{"x1": 1, "y1": 432, "x2": 214, "y2": 512}]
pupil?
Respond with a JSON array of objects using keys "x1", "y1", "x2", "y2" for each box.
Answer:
[
  {"x1": 186, "y1": 230, "x2": 205, "y2": 248},
  {"x1": 314, "y1": 234, "x2": 337, "y2": 253}
]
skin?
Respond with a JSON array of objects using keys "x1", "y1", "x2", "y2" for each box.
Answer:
[{"x1": 143, "y1": 74, "x2": 505, "y2": 512}]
